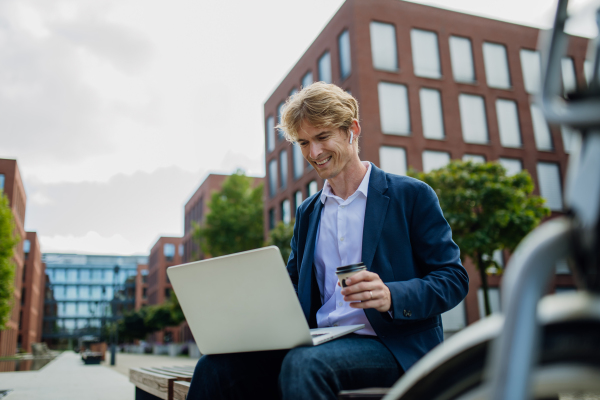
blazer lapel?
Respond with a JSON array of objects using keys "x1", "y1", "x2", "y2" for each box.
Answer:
[
  {"x1": 362, "y1": 165, "x2": 390, "y2": 269},
  {"x1": 298, "y1": 198, "x2": 323, "y2": 319}
]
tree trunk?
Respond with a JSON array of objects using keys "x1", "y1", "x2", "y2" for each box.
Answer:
[{"x1": 477, "y1": 253, "x2": 492, "y2": 316}]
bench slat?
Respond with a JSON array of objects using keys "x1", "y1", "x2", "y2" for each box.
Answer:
[
  {"x1": 130, "y1": 368, "x2": 174, "y2": 400},
  {"x1": 173, "y1": 381, "x2": 191, "y2": 400}
]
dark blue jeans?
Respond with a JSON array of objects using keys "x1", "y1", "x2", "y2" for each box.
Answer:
[{"x1": 186, "y1": 335, "x2": 402, "y2": 400}]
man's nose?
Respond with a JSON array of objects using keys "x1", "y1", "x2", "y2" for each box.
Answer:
[{"x1": 309, "y1": 141, "x2": 323, "y2": 160}]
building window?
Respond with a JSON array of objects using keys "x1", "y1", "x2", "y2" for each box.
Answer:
[
  {"x1": 584, "y1": 60, "x2": 594, "y2": 84},
  {"x1": 561, "y1": 125, "x2": 577, "y2": 154},
  {"x1": 295, "y1": 190, "x2": 303, "y2": 210},
  {"x1": 449, "y1": 36, "x2": 475, "y2": 83},
  {"x1": 561, "y1": 57, "x2": 577, "y2": 94},
  {"x1": 422, "y1": 150, "x2": 450, "y2": 173},
  {"x1": 379, "y1": 146, "x2": 407, "y2": 176},
  {"x1": 293, "y1": 143, "x2": 304, "y2": 180},
  {"x1": 318, "y1": 51, "x2": 332, "y2": 84},
  {"x1": 279, "y1": 150, "x2": 288, "y2": 189},
  {"x1": 378, "y1": 82, "x2": 410, "y2": 135},
  {"x1": 307, "y1": 180, "x2": 318, "y2": 197},
  {"x1": 66, "y1": 286, "x2": 77, "y2": 299},
  {"x1": 302, "y1": 71, "x2": 313, "y2": 88},
  {"x1": 277, "y1": 102, "x2": 286, "y2": 141},
  {"x1": 179, "y1": 244, "x2": 184, "y2": 256},
  {"x1": 338, "y1": 29, "x2": 351, "y2": 80},
  {"x1": 370, "y1": 21, "x2": 398, "y2": 71},
  {"x1": 55, "y1": 269, "x2": 66, "y2": 282},
  {"x1": 79, "y1": 286, "x2": 90, "y2": 299},
  {"x1": 266, "y1": 116, "x2": 275, "y2": 152},
  {"x1": 269, "y1": 208, "x2": 275, "y2": 230},
  {"x1": 80, "y1": 269, "x2": 90, "y2": 282},
  {"x1": 164, "y1": 243, "x2": 175, "y2": 261},
  {"x1": 66, "y1": 269, "x2": 78, "y2": 283},
  {"x1": 530, "y1": 104, "x2": 553, "y2": 151},
  {"x1": 483, "y1": 42, "x2": 511, "y2": 89},
  {"x1": 496, "y1": 99, "x2": 522, "y2": 148},
  {"x1": 462, "y1": 154, "x2": 485, "y2": 163},
  {"x1": 268, "y1": 159, "x2": 277, "y2": 197},
  {"x1": 537, "y1": 162, "x2": 563, "y2": 211},
  {"x1": 410, "y1": 29, "x2": 441, "y2": 79},
  {"x1": 281, "y1": 199, "x2": 291, "y2": 225},
  {"x1": 478, "y1": 288, "x2": 501, "y2": 318},
  {"x1": 459, "y1": 94, "x2": 489, "y2": 144},
  {"x1": 499, "y1": 158, "x2": 522, "y2": 177},
  {"x1": 520, "y1": 49, "x2": 541, "y2": 94},
  {"x1": 0, "y1": 174, "x2": 4, "y2": 191},
  {"x1": 289, "y1": 88, "x2": 298, "y2": 96},
  {"x1": 419, "y1": 88, "x2": 444, "y2": 139}
]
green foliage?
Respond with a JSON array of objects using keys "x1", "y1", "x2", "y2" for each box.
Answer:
[
  {"x1": 193, "y1": 170, "x2": 264, "y2": 257},
  {"x1": 267, "y1": 219, "x2": 295, "y2": 264},
  {"x1": 0, "y1": 194, "x2": 19, "y2": 330},
  {"x1": 117, "y1": 307, "x2": 150, "y2": 342},
  {"x1": 117, "y1": 292, "x2": 186, "y2": 342},
  {"x1": 409, "y1": 160, "x2": 550, "y2": 315}
]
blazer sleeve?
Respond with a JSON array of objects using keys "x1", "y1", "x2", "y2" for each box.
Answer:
[
  {"x1": 286, "y1": 206, "x2": 301, "y2": 296},
  {"x1": 386, "y1": 183, "x2": 469, "y2": 321}
]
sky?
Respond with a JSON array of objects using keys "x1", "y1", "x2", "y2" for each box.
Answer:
[{"x1": 0, "y1": 0, "x2": 595, "y2": 256}]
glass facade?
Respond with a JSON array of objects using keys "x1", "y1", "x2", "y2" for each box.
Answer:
[{"x1": 42, "y1": 253, "x2": 147, "y2": 340}]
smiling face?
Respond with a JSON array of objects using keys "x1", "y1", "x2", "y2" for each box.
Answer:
[{"x1": 296, "y1": 119, "x2": 359, "y2": 181}]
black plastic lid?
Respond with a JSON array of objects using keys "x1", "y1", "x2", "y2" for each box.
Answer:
[{"x1": 335, "y1": 262, "x2": 366, "y2": 274}]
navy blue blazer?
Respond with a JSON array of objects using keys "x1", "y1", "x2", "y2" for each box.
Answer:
[{"x1": 287, "y1": 163, "x2": 469, "y2": 372}]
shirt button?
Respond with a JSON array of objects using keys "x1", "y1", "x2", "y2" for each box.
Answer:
[
  {"x1": 340, "y1": 237, "x2": 345, "y2": 242},
  {"x1": 338, "y1": 302, "x2": 343, "y2": 307},
  {"x1": 340, "y1": 205, "x2": 346, "y2": 209}
]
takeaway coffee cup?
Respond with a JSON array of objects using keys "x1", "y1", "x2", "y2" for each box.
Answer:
[{"x1": 336, "y1": 262, "x2": 367, "y2": 288}]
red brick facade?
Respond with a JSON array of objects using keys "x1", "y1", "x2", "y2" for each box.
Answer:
[
  {"x1": 18, "y1": 232, "x2": 45, "y2": 353},
  {"x1": 263, "y1": 0, "x2": 584, "y2": 326},
  {"x1": 0, "y1": 159, "x2": 27, "y2": 357}
]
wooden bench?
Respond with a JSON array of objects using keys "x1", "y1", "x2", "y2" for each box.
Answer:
[
  {"x1": 129, "y1": 366, "x2": 194, "y2": 400},
  {"x1": 130, "y1": 366, "x2": 388, "y2": 400}
]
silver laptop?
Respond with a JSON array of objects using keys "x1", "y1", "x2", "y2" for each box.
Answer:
[{"x1": 166, "y1": 246, "x2": 364, "y2": 354}]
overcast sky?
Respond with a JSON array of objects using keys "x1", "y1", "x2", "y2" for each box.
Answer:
[{"x1": 0, "y1": 0, "x2": 594, "y2": 255}]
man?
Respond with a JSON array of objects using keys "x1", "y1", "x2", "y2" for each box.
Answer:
[{"x1": 187, "y1": 82, "x2": 468, "y2": 399}]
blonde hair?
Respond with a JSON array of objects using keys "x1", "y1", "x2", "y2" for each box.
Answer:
[{"x1": 276, "y1": 82, "x2": 359, "y2": 143}]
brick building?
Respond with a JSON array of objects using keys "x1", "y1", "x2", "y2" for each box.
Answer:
[
  {"x1": 182, "y1": 174, "x2": 229, "y2": 263},
  {"x1": 18, "y1": 232, "x2": 45, "y2": 353},
  {"x1": 0, "y1": 159, "x2": 27, "y2": 357},
  {"x1": 182, "y1": 174, "x2": 264, "y2": 263},
  {"x1": 147, "y1": 236, "x2": 187, "y2": 343},
  {"x1": 263, "y1": 0, "x2": 587, "y2": 334}
]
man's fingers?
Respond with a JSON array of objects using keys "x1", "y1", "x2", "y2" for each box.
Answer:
[{"x1": 344, "y1": 270, "x2": 375, "y2": 285}]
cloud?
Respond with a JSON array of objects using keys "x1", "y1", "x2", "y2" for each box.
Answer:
[
  {"x1": 25, "y1": 165, "x2": 204, "y2": 254},
  {"x1": 40, "y1": 231, "x2": 134, "y2": 255},
  {"x1": 0, "y1": 0, "x2": 154, "y2": 171}
]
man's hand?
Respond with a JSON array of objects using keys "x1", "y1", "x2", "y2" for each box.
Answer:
[{"x1": 339, "y1": 271, "x2": 392, "y2": 312}]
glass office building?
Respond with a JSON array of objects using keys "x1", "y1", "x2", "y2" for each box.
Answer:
[{"x1": 42, "y1": 253, "x2": 147, "y2": 344}]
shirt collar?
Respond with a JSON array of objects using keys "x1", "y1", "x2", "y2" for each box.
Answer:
[{"x1": 320, "y1": 161, "x2": 371, "y2": 204}]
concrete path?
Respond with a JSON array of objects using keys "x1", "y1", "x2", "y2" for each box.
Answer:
[
  {"x1": 103, "y1": 351, "x2": 199, "y2": 377},
  {"x1": 0, "y1": 352, "x2": 134, "y2": 400}
]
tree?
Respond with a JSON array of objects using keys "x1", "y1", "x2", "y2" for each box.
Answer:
[
  {"x1": 408, "y1": 160, "x2": 550, "y2": 316},
  {"x1": 193, "y1": 170, "x2": 264, "y2": 257},
  {"x1": 267, "y1": 219, "x2": 295, "y2": 264},
  {"x1": 0, "y1": 194, "x2": 19, "y2": 329}
]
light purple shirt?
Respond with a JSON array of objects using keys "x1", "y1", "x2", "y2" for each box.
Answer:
[{"x1": 314, "y1": 161, "x2": 376, "y2": 336}]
